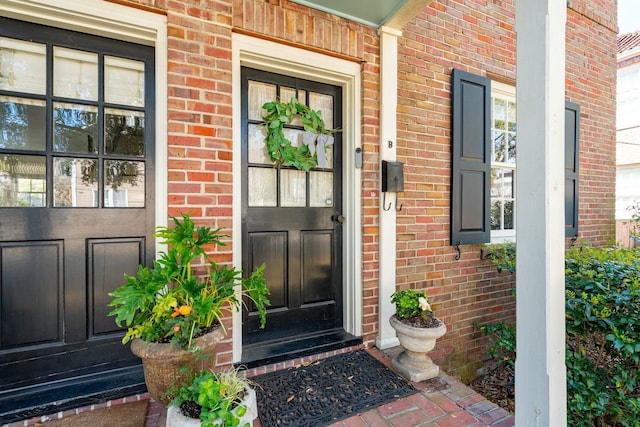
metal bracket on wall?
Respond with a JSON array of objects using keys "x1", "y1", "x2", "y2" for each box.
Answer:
[
  {"x1": 454, "y1": 242, "x2": 461, "y2": 260},
  {"x1": 382, "y1": 192, "x2": 403, "y2": 212}
]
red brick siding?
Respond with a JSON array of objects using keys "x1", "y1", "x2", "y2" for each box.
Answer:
[
  {"x1": 117, "y1": 0, "x2": 616, "y2": 379},
  {"x1": 396, "y1": 0, "x2": 616, "y2": 379}
]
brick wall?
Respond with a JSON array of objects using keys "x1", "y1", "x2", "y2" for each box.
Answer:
[
  {"x1": 394, "y1": 0, "x2": 617, "y2": 380},
  {"x1": 115, "y1": 0, "x2": 617, "y2": 380}
]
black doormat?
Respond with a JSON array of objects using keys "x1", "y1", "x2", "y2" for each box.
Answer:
[{"x1": 251, "y1": 349, "x2": 417, "y2": 427}]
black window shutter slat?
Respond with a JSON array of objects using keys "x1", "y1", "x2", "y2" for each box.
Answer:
[
  {"x1": 565, "y1": 102, "x2": 580, "y2": 238},
  {"x1": 451, "y1": 69, "x2": 491, "y2": 245}
]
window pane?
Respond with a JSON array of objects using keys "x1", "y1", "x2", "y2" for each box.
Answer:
[
  {"x1": 104, "y1": 160, "x2": 145, "y2": 207},
  {"x1": 248, "y1": 81, "x2": 276, "y2": 121},
  {"x1": 53, "y1": 157, "x2": 97, "y2": 207},
  {"x1": 53, "y1": 47, "x2": 98, "y2": 101},
  {"x1": 0, "y1": 154, "x2": 46, "y2": 207},
  {"x1": 280, "y1": 169, "x2": 306, "y2": 207},
  {"x1": 508, "y1": 101, "x2": 516, "y2": 131},
  {"x1": 493, "y1": 98, "x2": 506, "y2": 130},
  {"x1": 490, "y1": 200, "x2": 502, "y2": 230},
  {"x1": 310, "y1": 171, "x2": 333, "y2": 207},
  {"x1": 104, "y1": 56, "x2": 145, "y2": 107},
  {"x1": 0, "y1": 96, "x2": 46, "y2": 151},
  {"x1": 248, "y1": 123, "x2": 270, "y2": 164},
  {"x1": 504, "y1": 200, "x2": 514, "y2": 230},
  {"x1": 507, "y1": 133, "x2": 516, "y2": 164},
  {"x1": 248, "y1": 167, "x2": 277, "y2": 207},
  {"x1": 105, "y1": 109, "x2": 145, "y2": 156},
  {"x1": 0, "y1": 38, "x2": 46, "y2": 94},
  {"x1": 53, "y1": 103, "x2": 98, "y2": 153},
  {"x1": 493, "y1": 131, "x2": 505, "y2": 162}
]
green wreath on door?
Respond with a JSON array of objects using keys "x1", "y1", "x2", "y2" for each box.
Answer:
[{"x1": 262, "y1": 98, "x2": 335, "y2": 172}]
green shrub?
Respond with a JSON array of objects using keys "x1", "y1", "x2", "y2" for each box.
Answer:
[
  {"x1": 476, "y1": 321, "x2": 515, "y2": 366},
  {"x1": 478, "y1": 245, "x2": 640, "y2": 426},
  {"x1": 565, "y1": 245, "x2": 640, "y2": 426}
]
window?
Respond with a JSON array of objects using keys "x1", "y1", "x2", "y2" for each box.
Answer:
[
  {"x1": 490, "y1": 82, "x2": 516, "y2": 242},
  {"x1": 0, "y1": 20, "x2": 151, "y2": 208},
  {"x1": 451, "y1": 68, "x2": 579, "y2": 246}
]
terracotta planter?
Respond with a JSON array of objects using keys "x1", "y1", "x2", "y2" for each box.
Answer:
[
  {"x1": 389, "y1": 314, "x2": 447, "y2": 382},
  {"x1": 166, "y1": 387, "x2": 258, "y2": 427},
  {"x1": 130, "y1": 327, "x2": 225, "y2": 405}
]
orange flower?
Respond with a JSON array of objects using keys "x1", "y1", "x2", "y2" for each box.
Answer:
[
  {"x1": 173, "y1": 326, "x2": 180, "y2": 332},
  {"x1": 171, "y1": 305, "x2": 192, "y2": 317}
]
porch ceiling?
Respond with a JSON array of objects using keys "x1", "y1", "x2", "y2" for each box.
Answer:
[{"x1": 290, "y1": 0, "x2": 432, "y2": 29}]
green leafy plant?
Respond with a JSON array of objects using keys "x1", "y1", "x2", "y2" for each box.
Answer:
[
  {"x1": 262, "y1": 98, "x2": 334, "y2": 171},
  {"x1": 391, "y1": 289, "x2": 432, "y2": 320},
  {"x1": 168, "y1": 368, "x2": 254, "y2": 427},
  {"x1": 565, "y1": 245, "x2": 640, "y2": 426},
  {"x1": 477, "y1": 244, "x2": 640, "y2": 426},
  {"x1": 626, "y1": 200, "x2": 640, "y2": 245},
  {"x1": 476, "y1": 321, "x2": 516, "y2": 366},
  {"x1": 108, "y1": 213, "x2": 270, "y2": 351},
  {"x1": 482, "y1": 242, "x2": 516, "y2": 274}
]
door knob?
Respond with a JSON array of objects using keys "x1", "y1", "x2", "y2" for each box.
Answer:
[{"x1": 331, "y1": 212, "x2": 345, "y2": 224}]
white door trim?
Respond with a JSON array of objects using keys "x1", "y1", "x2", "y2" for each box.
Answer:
[{"x1": 231, "y1": 33, "x2": 363, "y2": 362}]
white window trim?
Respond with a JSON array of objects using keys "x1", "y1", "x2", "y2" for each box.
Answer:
[
  {"x1": 232, "y1": 33, "x2": 363, "y2": 363},
  {"x1": 491, "y1": 80, "x2": 517, "y2": 243},
  {"x1": 1, "y1": 0, "x2": 168, "y2": 240}
]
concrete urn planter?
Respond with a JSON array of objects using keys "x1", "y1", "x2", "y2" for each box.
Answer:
[
  {"x1": 130, "y1": 327, "x2": 225, "y2": 405},
  {"x1": 389, "y1": 314, "x2": 447, "y2": 382},
  {"x1": 166, "y1": 387, "x2": 258, "y2": 427}
]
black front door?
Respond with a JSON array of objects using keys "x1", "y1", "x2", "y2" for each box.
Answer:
[
  {"x1": 0, "y1": 18, "x2": 154, "y2": 417},
  {"x1": 241, "y1": 68, "x2": 343, "y2": 351}
]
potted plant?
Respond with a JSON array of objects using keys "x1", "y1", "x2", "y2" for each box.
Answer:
[
  {"x1": 389, "y1": 289, "x2": 446, "y2": 382},
  {"x1": 166, "y1": 368, "x2": 258, "y2": 427},
  {"x1": 108, "y1": 213, "x2": 270, "y2": 404}
]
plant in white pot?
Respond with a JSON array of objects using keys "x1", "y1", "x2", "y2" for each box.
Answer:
[
  {"x1": 389, "y1": 289, "x2": 446, "y2": 382},
  {"x1": 166, "y1": 368, "x2": 258, "y2": 427},
  {"x1": 108, "y1": 213, "x2": 270, "y2": 404}
]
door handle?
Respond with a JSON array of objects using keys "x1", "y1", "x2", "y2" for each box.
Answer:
[{"x1": 331, "y1": 212, "x2": 345, "y2": 224}]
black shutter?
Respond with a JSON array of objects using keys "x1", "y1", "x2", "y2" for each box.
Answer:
[
  {"x1": 451, "y1": 69, "x2": 491, "y2": 245},
  {"x1": 565, "y1": 102, "x2": 580, "y2": 238}
]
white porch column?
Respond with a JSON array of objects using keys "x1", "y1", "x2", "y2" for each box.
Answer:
[
  {"x1": 515, "y1": 0, "x2": 567, "y2": 425},
  {"x1": 376, "y1": 26, "x2": 401, "y2": 350}
]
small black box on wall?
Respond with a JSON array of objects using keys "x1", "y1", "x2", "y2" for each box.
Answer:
[{"x1": 381, "y1": 160, "x2": 404, "y2": 192}]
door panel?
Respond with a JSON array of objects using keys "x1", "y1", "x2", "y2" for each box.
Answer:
[
  {"x1": 0, "y1": 18, "x2": 154, "y2": 404},
  {"x1": 241, "y1": 68, "x2": 343, "y2": 349}
]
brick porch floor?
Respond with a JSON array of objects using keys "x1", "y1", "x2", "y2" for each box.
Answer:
[
  {"x1": 5, "y1": 346, "x2": 514, "y2": 427},
  {"x1": 144, "y1": 346, "x2": 514, "y2": 427}
]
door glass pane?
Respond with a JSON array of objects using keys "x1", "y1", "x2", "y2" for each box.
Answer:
[
  {"x1": 280, "y1": 169, "x2": 306, "y2": 207},
  {"x1": 53, "y1": 47, "x2": 98, "y2": 101},
  {"x1": 53, "y1": 157, "x2": 97, "y2": 207},
  {"x1": 309, "y1": 92, "x2": 333, "y2": 129},
  {"x1": 0, "y1": 154, "x2": 46, "y2": 207},
  {"x1": 310, "y1": 171, "x2": 333, "y2": 207},
  {"x1": 248, "y1": 167, "x2": 276, "y2": 207},
  {"x1": 0, "y1": 96, "x2": 46, "y2": 151},
  {"x1": 283, "y1": 128, "x2": 301, "y2": 148},
  {"x1": 0, "y1": 38, "x2": 46, "y2": 94},
  {"x1": 105, "y1": 109, "x2": 145, "y2": 156},
  {"x1": 104, "y1": 56, "x2": 145, "y2": 107},
  {"x1": 280, "y1": 87, "x2": 306, "y2": 126},
  {"x1": 248, "y1": 81, "x2": 276, "y2": 121},
  {"x1": 104, "y1": 160, "x2": 145, "y2": 207},
  {"x1": 53, "y1": 103, "x2": 98, "y2": 153},
  {"x1": 248, "y1": 123, "x2": 269, "y2": 164}
]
